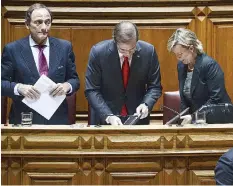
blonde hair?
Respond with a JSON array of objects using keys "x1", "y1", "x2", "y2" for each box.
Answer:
[{"x1": 167, "y1": 28, "x2": 204, "y2": 54}]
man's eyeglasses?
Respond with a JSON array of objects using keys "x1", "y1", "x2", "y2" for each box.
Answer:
[{"x1": 117, "y1": 45, "x2": 136, "y2": 53}]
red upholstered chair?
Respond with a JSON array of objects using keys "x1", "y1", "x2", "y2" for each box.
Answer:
[
  {"x1": 1, "y1": 96, "x2": 8, "y2": 124},
  {"x1": 66, "y1": 93, "x2": 76, "y2": 124},
  {"x1": 163, "y1": 91, "x2": 181, "y2": 124}
]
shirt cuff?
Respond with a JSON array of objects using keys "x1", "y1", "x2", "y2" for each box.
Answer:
[
  {"x1": 105, "y1": 114, "x2": 114, "y2": 124},
  {"x1": 105, "y1": 116, "x2": 110, "y2": 123},
  {"x1": 67, "y1": 83, "x2": 72, "y2": 94},
  {"x1": 14, "y1": 84, "x2": 20, "y2": 95}
]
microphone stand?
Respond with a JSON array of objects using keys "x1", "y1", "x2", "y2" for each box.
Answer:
[{"x1": 162, "y1": 105, "x2": 189, "y2": 127}]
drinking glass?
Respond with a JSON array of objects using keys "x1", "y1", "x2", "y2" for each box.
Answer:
[
  {"x1": 195, "y1": 111, "x2": 207, "y2": 126},
  {"x1": 21, "y1": 112, "x2": 33, "y2": 126}
]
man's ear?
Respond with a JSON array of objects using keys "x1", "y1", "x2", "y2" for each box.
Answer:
[{"x1": 25, "y1": 21, "x2": 29, "y2": 29}]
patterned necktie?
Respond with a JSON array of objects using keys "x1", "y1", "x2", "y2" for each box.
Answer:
[
  {"x1": 37, "y1": 45, "x2": 48, "y2": 76},
  {"x1": 121, "y1": 56, "x2": 130, "y2": 116}
]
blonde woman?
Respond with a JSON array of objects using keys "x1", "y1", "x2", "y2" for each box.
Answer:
[{"x1": 167, "y1": 28, "x2": 231, "y2": 116}]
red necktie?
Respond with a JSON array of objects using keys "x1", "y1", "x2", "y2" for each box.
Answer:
[
  {"x1": 37, "y1": 45, "x2": 48, "y2": 76},
  {"x1": 121, "y1": 56, "x2": 130, "y2": 116}
]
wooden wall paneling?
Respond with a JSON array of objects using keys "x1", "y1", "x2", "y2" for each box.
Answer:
[
  {"x1": 50, "y1": 27, "x2": 72, "y2": 41},
  {"x1": 80, "y1": 158, "x2": 92, "y2": 185},
  {"x1": 8, "y1": 158, "x2": 22, "y2": 185},
  {"x1": 1, "y1": 158, "x2": 8, "y2": 185},
  {"x1": 163, "y1": 157, "x2": 188, "y2": 185},
  {"x1": 24, "y1": 172, "x2": 76, "y2": 185},
  {"x1": 214, "y1": 25, "x2": 233, "y2": 99},
  {"x1": 2, "y1": 12, "x2": 15, "y2": 124},
  {"x1": 207, "y1": 5, "x2": 233, "y2": 102},
  {"x1": 106, "y1": 157, "x2": 161, "y2": 185},
  {"x1": 140, "y1": 27, "x2": 180, "y2": 111},
  {"x1": 175, "y1": 157, "x2": 188, "y2": 185},
  {"x1": 189, "y1": 170, "x2": 215, "y2": 185},
  {"x1": 23, "y1": 158, "x2": 79, "y2": 185},
  {"x1": 188, "y1": 155, "x2": 220, "y2": 185},
  {"x1": 194, "y1": 6, "x2": 208, "y2": 52},
  {"x1": 207, "y1": 5, "x2": 233, "y2": 101},
  {"x1": 93, "y1": 158, "x2": 105, "y2": 185},
  {"x1": 109, "y1": 172, "x2": 158, "y2": 185}
]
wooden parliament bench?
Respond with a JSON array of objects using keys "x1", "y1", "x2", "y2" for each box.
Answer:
[{"x1": 2, "y1": 124, "x2": 233, "y2": 185}]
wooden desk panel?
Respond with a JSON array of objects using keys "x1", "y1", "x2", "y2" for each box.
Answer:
[{"x1": 2, "y1": 124, "x2": 233, "y2": 185}]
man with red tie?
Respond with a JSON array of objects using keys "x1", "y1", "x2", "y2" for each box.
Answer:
[
  {"x1": 1, "y1": 3, "x2": 79, "y2": 124},
  {"x1": 85, "y1": 21, "x2": 162, "y2": 125}
]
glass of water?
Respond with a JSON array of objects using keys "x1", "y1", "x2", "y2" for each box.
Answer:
[
  {"x1": 195, "y1": 111, "x2": 207, "y2": 126},
  {"x1": 21, "y1": 112, "x2": 33, "y2": 126}
]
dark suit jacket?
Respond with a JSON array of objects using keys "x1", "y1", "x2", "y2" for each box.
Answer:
[
  {"x1": 1, "y1": 36, "x2": 80, "y2": 124},
  {"x1": 178, "y1": 53, "x2": 231, "y2": 113},
  {"x1": 215, "y1": 148, "x2": 233, "y2": 185},
  {"x1": 85, "y1": 39, "x2": 162, "y2": 125}
]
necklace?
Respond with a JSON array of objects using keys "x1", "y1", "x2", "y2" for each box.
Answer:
[{"x1": 188, "y1": 65, "x2": 194, "y2": 71}]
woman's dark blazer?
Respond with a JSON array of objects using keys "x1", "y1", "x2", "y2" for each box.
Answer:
[{"x1": 178, "y1": 53, "x2": 231, "y2": 113}]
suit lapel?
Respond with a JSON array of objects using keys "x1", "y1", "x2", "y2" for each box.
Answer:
[
  {"x1": 190, "y1": 55, "x2": 202, "y2": 96},
  {"x1": 20, "y1": 37, "x2": 40, "y2": 79},
  {"x1": 108, "y1": 41, "x2": 124, "y2": 90},
  {"x1": 126, "y1": 44, "x2": 141, "y2": 93},
  {"x1": 48, "y1": 37, "x2": 60, "y2": 77}
]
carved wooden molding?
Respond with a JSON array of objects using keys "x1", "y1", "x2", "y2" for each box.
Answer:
[
  {"x1": 107, "y1": 135, "x2": 161, "y2": 149},
  {"x1": 106, "y1": 161, "x2": 161, "y2": 172},
  {"x1": 24, "y1": 172, "x2": 76, "y2": 185},
  {"x1": 1, "y1": 136, "x2": 8, "y2": 149},
  {"x1": 23, "y1": 162, "x2": 79, "y2": 171},
  {"x1": 23, "y1": 136, "x2": 79, "y2": 149},
  {"x1": 190, "y1": 170, "x2": 215, "y2": 185},
  {"x1": 208, "y1": 5, "x2": 233, "y2": 17},
  {"x1": 2, "y1": 125, "x2": 233, "y2": 153},
  {"x1": 6, "y1": 18, "x2": 193, "y2": 26},
  {"x1": 209, "y1": 18, "x2": 233, "y2": 24}
]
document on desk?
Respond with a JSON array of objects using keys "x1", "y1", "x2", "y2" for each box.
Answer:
[{"x1": 22, "y1": 75, "x2": 66, "y2": 120}]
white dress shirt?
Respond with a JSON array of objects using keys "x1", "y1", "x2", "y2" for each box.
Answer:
[{"x1": 118, "y1": 52, "x2": 132, "y2": 68}]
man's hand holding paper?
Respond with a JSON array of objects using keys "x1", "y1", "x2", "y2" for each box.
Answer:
[
  {"x1": 22, "y1": 75, "x2": 66, "y2": 120},
  {"x1": 18, "y1": 84, "x2": 41, "y2": 100},
  {"x1": 50, "y1": 82, "x2": 71, "y2": 97}
]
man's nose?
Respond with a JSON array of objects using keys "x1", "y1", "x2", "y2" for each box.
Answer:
[
  {"x1": 41, "y1": 22, "x2": 48, "y2": 31},
  {"x1": 124, "y1": 51, "x2": 131, "y2": 56}
]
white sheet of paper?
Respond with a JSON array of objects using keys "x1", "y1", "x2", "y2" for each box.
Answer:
[{"x1": 22, "y1": 75, "x2": 66, "y2": 120}]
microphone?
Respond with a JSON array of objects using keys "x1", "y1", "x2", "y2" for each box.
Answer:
[{"x1": 162, "y1": 105, "x2": 190, "y2": 126}]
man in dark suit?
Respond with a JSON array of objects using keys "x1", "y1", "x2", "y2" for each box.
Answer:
[
  {"x1": 1, "y1": 3, "x2": 80, "y2": 125},
  {"x1": 215, "y1": 148, "x2": 233, "y2": 185},
  {"x1": 85, "y1": 21, "x2": 162, "y2": 125}
]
